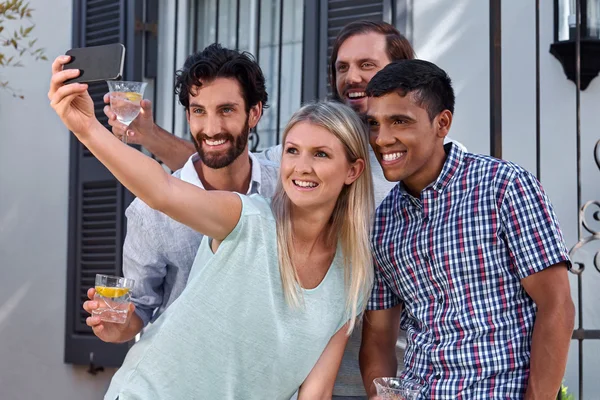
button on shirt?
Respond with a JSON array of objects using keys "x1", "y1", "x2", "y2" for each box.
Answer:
[
  {"x1": 368, "y1": 143, "x2": 571, "y2": 399},
  {"x1": 124, "y1": 152, "x2": 279, "y2": 326}
]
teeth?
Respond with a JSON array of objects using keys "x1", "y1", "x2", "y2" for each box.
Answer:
[
  {"x1": 348, "y1": 92, "x2": 366, "y2": 98},
  {"x1": 382, "y1": 152, "x2": 405, "y2": 162},
  {"x1": 205, "y1": 139, "x2": 226, "y2": 146},
  {"x1": 294, "y1": 180, "x2": 318, "y2": 188}
]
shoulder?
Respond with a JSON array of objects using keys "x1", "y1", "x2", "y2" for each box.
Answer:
[
  {"x1": 239, "y1": 193, "x2": 275, "y2": 220},
  {"x1": 257, "y1": 158, "x2": 280, "y2": 178},
  {"x1": 254, "y1": 156, "x2": 280, "y2": 198},
  {"x1": 462, "y1": 152, "x2": 528, "y2": 184}
]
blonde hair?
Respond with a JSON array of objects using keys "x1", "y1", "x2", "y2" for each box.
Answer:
[{"x1": 271, "y1": 101, "x2": 375, "y2": 334}]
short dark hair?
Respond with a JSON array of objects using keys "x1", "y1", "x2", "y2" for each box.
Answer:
[
  {"x1": 366, "y1": 59, "x2": 455, "y2": 120},
  {"x1": 174, "y1": 43, "x2": 268, "y2": 111},
  {"x1": 329, "y1": 20, "x2": 415, "y2": 101}
]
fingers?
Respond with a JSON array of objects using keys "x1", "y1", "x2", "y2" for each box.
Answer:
[
  {"x1": 83, "y1": 299, "x2": 98, "y2": 314},
  {"x1": 87, "y1": 287, "x2": 96, "y2": 300},
  {"x1": 51, "y1": 55, "x2": 70, "y2": 75},
  {"x1": 140, "y1": 99, "x2": 153, "y2": 113},
  {"x1": 103, "y1": 92, "x2": 110, "y2": 104},
  {"x1": 85, "y1": 315, "x2": 103, "y2": 328},
  {"x1": 86, "y1": 315, "x2": 107, "y2": 336},
  {"x1": 103, "y1": 105, "x2": 117, "y2": 121},
  {"x1": 49, "y1": 56, "x2": 79, "y2": 98},
  {"x1": 49, "y1": 83, "x2": 88, "y2": 109}
]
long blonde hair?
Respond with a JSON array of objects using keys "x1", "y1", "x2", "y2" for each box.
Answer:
[{"x1": 271, "y1": 101, "x2": 375, "y2": 334}]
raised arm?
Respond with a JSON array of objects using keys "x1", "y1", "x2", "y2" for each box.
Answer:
[
  {"x1": 49, "y1": 55, "x2": 240, "y2": 240},
  {"x1": 103, "y1": 95, "x2": 195, "y2": 171}
]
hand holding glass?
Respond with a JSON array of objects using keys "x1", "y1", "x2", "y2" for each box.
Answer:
[
  {"x1": 373, "y1": 377, "x2": 423, "y2": 400},
  {"x1": 92, "y1": 274, "x2": 135, "y2": 324},
  {"x1": 106, "y1": 80, "x2": 147, "y2": 143}
]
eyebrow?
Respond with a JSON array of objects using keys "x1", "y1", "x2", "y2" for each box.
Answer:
[
  {"x1": 365, "y1": 114, "x2": 416, "y2": 123},
  {"x1": 189, "y1": 102, "x2": 240, "y2": 108},
  {"x1": 285, "y1": 141, "x2": 334, "y2": 152},
  {"x1": 335, "y1": 57, "x2": 378, "y2": 66}
]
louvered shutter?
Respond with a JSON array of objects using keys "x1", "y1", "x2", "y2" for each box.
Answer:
[
  {"x1": 64, "y1": 0, "x2": 152, "y2": 367},
  {"x1": 302, "y1": 0, "x2": 387, "y2": 102}
]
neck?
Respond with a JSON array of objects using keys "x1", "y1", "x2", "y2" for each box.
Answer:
[
  {"x1": 290, "y1": 203, "x2": 336, "y2": 251},
  {"x1": 194, "y1": 151, "x2": 253, "y2": 192},
  {"x1": 404, "y1": 143, "x2": 448, "y2": 197}
]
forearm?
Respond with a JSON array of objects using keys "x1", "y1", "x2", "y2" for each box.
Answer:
[
  {"x1": 360, "y1": 341, "x2": 398, "y2": 397},
  {"x1": 525, "y1": 304, "x2": 575, "y2": 399},
  {"x1": 75, "y1": 122, "x2": 172, "y2": 210},
  {"x1": 143, "y1": 124, "x2": 195, "y2": 171}
]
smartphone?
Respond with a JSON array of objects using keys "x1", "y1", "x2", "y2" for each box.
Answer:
[{"x1": 64, "y1": 43, "x2": 125, "y2": 84}]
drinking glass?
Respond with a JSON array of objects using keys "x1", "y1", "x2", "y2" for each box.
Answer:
[
  {"x1": 373, "y1": 377, "x2": 423, "y2": 400},
  {"x1": 92, "y1": 274, "x2": 135, "y2": 324},
  {"x1": 106, "y1": 80, "x2": 147, "y2": 143}
]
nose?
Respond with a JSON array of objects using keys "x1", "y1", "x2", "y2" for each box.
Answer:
[
  {"x1": 294, "y1": 153, "x2": 314, "y2": 174},
  {"x1": 374, "y1": 125, "x2": 396, "y2": 148},
  {"x1": 345, "y1": 65, "x2": 361, "y2": 85},
  {"x1": 204, "y1": 114, "x2": 223, "y2": 137}
]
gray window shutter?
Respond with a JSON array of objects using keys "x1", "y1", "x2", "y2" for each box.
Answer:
[
  {"x1": 302, "y1": 0, "x2": 385, "y2": 102},
  {"x1": 64, "y1": 0, "x2": 156, "y2": 368}
]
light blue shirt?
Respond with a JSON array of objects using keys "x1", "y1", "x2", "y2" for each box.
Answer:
[
  {"x1": 106, "y1": 194, "x2": 350, "y2": 400},
  {"x1": 123, "y1": 152, "x2": 279, "y2": 326}
]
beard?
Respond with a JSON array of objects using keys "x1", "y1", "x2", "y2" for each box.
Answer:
[{"x1": 192, "y1": 117, "x2": 250, "y2": 169}]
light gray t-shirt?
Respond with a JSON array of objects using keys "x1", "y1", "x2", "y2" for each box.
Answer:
[{"x1": 106, "y1": 194, "x2": 351, "y2": 400}]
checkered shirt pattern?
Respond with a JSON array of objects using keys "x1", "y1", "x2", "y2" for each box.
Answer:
[{"x1": 368, "y1": 143, "x2": 571, "y2": 399}]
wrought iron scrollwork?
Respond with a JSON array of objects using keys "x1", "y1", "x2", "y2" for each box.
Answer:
[
  {"x1": 249, "y1": 128, "x2": 260, "y2": 152},
  {"x1": 568, "y1": 200, "x2": 600, "y2": 275},
  {"x1": 568, "y1": 140, "x2": 600, "y2": 275}
]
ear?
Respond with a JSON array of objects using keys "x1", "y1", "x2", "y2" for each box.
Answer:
[
  {"x1": 435, "y1": 110, "x2": 453, "y2": 139},
  {"x1": 186, "y1": 108, "x2": 190, "y2": 124},
  {"x1": 345, "y1": 158, "x2": 366, "y2": 185},
  {"x1": 248, "y1": 102, "x2": 263, "y2": 129}
]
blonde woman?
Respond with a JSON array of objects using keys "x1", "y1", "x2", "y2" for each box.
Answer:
[{"x1": 49, "y1": 56, "x2": 374, "y2": 399}]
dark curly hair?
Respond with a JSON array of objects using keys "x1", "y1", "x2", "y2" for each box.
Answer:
[
  {"x1": 174, "y1": 43, "x2": 268, "y2": 112},
  {"x1": 366, "y1": 59, "x2": 455, "y2": 121}
]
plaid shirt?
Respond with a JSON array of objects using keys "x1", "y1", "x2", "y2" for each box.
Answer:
[{"x1": 368, "y1": 143, "x2": 570, "y2": 399}]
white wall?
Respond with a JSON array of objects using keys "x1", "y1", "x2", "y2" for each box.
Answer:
[
  {"x1": 414, "y1": 1, "x2": 600, "y2": 397},
  {"x1": 0, "y1": 1, "x2": 116, "y2": 398},
  {"x1": 413, "y1": 0, "x2": 491, "y2": 156}
]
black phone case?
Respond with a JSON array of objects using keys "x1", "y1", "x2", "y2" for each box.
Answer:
[{"x1": 64, "y1": 43, "x2": 125, "y2": 84}]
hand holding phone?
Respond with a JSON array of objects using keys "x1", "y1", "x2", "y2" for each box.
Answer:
[{"x1": 64, "y1": 43, "x2": 125, "y2": 84}]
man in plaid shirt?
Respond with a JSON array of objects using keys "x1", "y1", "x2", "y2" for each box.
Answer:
[{"x1": 359, "y1": 59, "x2": 575, "y2": 399}]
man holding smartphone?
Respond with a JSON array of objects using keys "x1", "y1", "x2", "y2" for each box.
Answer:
[{"x1": 83, "y1": 43, "x2": 279, "y2": 343}]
